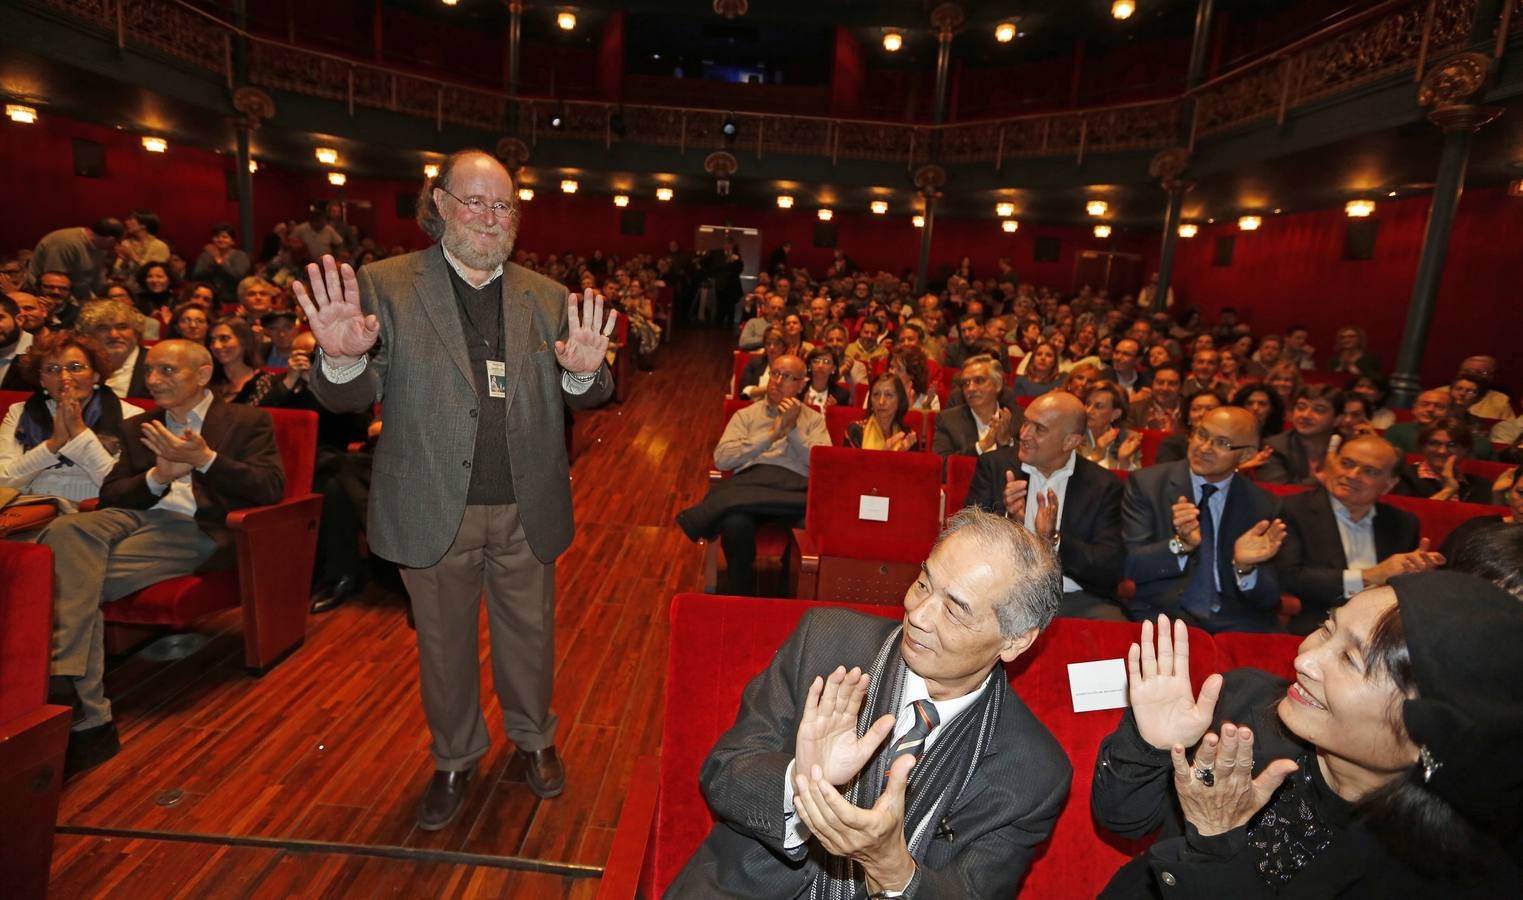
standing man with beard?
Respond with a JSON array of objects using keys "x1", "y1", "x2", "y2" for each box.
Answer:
[{"x1": 295, "y1": 150, "x2": 616, "y2": 829}]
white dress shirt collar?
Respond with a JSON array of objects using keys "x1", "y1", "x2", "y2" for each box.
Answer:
[{"x1": 441, "y1": 244, "x2": 503, "y2": 289}]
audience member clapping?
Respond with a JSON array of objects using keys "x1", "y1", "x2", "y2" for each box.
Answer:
[
  {"x1": 843, "y1": 374, "x2": 917, "y2": 451},
  {"x1": 1080, "y1": 380, "x2": 1142, "y2": 471},
  {"x1": 1395, "y1": 418, "x2": 1492, "y2": 504}
]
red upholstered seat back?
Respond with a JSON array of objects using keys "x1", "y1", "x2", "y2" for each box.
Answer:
[
  {"x1": 1379, "y1": 494, "x2": 1508, "y2": 547},
  {"x1": 0, "y1": 542, "x2": 53, "y2": 724},
  {"x1": 265, "y1": 408, "x2": 318, "y2": 500},
  {"x1": 1138, "y1": 429, "x2": 1171, "y2": 467},
  {"x1": 824, "y1": 405, "x2": 860, "y2": 447},
  {"x1": 805, "y1": 447, "x2": 942, "y2": 563},
  {"x1": 0, "y1": 390, "x2": 28, "y2": 411},
  {"x1": 943, "y1": 453, "x2": 978, "y2": 516},
  {"x1": 904, "y1": 410, "x2": 929, "y2": 450},
  {"x1": 1258, "y1": 481, "x2": 1312, "y2": 499},
  {"x1": 1212, "y1": 630, "x2": 1304, "y2": 673},
  {"x1": 730, "y1": 351, "x2": 757, "y2": 397}
]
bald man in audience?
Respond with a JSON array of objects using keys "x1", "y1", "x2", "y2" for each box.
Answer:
[
  {"x1": 1122, "y1": 406, "x2": 1287, "y2": 632},
  {"x1": 38, "y1": 339, "x2": 284, "y2": 776},
  {"x1": 76, "y1": 299, "x2": 149, "y2": 398},
  {"x1": 964, "y1": 391, "x2": 1126, "y2": 619},
  {"x1": 1276, "y1": 435, "x2": 1433, "y2": 635}
]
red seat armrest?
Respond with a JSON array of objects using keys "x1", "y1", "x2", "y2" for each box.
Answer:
[
  {"x1": 596, "y1": 754, "x2": 661, "y2": 900},
  {"x1": 224, "y1": 493, "x2": 323, "y2": 673}
]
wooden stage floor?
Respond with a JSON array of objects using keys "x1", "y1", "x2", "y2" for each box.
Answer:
[{"x1": 50, "y1": 327, "x2": 740, "y2": 898}]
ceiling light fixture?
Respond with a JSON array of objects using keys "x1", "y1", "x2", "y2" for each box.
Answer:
[
  {"x1": 518, "y1": 187, "x2": 535, "y2": 201},
  {"x1": 549, "y1": 109, "x2": 565, "y2": 129},
  {"x1": 1238, "y1": 215, "x2": 1262, "y2": 231},
  {"x1": 1345, "y1": 199, "x2": 1375, "y2": 217},
  {"x1": 655, "y1": 187, "x2": 674, "y2": 201},
  {"x1": 423, "y1": 163, "x2": 440, "y2": 178},
  {"x1": 328, "y1": 172, "x2": 346, "y2": 186},
  {"x1": 142, "y1": 136, "x2": 168, "y2": 153},
  {"x1": 248, "y1": 159, "x2": 259, "y2": 174},
  {"x1": 315, "y1": 147, "x2": 338, "y2": 164},
  {"x1": 1387, "y1": 190, "x2": 1398, "y2": 197},
  {"x1": 776, "y1": 194, "x2": 794, "y2": 209},
  {"x1": 557, "y1": 11, "x2": 577, "y2": 30},
  {"x1": 613, "y1": 194, "x2": 630, "y2": 207},
  {"x1": 1112, "y1": 1, "x2": 1136, "y2": 21},
  {"x1": 441, "y1": 0, "x2": 458, "y2": 6},
  {"x1": 870, "y1": 200, "x2": 888, "y2": 215},
  {"x1": 6, "y1": 104, "x2": 37, "y2": 124},
  {"x1": 560, "y1": 179, "x2": 578, "y2": 193},
  {"x1": 1177, "y1": 223, "x2": 1198, "y2": 238},
  {"x1": 912, "y1": 215, "x2": 925, "y2": 228},
  {"x1": 1093, "y1": 224, "x2": 1112, "y2": 238},
  {"x1": 994, "y1": 21, "x2": 1017, "y2": 43},
  {"x1": 882, "y1": 31, "x2": 903, "y2": 52},
  {"x1": 995, "y1": 201, "x2": 1015, "y2": 217},
  {"x1": 721, "y1": 113, "x2": 738, "y2": 140},
  {"x1": 1086, "y1": 199, "x2": 1108, "y2": 216},
  {"x1": 1002, "y1": 220, "x2": 1019, "y2": 233}
]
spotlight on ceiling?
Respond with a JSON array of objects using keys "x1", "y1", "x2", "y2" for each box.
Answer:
[
  {"x1": 776, "y1": 195, "x2": 794, "y2": 209},
  {"x1": 1094, "y1": 224, "x2": 1112, "y2": 238},
  {"x1": 912, "y1": 215, "x2": 925, "y2": 228},
  {"x1": 1238, "y1": 215, "x2": 1262, "y2": 231},
  {"x1": 423, "y1": 163, "x2": 440, "y2": 179},
  {"x1": 721, "y1": 114, "x2": 738, "y2": 140},
  {"x1": 1112, "y1": 1, "x2": 1136, "y2": 20},
  {"x1": 328, "y1": 172, "x2": 346, "y2": 186},
  {"x1": 315, "y1": 146, "x2": 338, "y2": 165},
  {"x1": 994, "y1": 21, "x2": 1017, "y2": 42},
  {"x1": 995, "y1": 202, "x2": 1015, "y2": 217},
  {"x1": 655, "y1": 187, "x2": 674, "y2": 201},
  {"x1": 882, "y1": 31, "x2": 903, "y2": 52},
  {"x1": 870, "y1": 200, "x2": 888, "y2": 215},
  {"x1": 549, "y1": 109, "x2": 565, "y2": 129},
  {"x1": 613, "y1": 194, "x2": 629, "y2": 207},
  {"x1": 1086, "y1": 199, "x2": 1108, "y2": 216},
  {"x1": 6, "y1": 104, "x2": 37, "y2": 124},
  {"x1": 560, "y1": 179, "x2": 578, "y2": 194},
  {"x1": 557, "y1": 11, "x2": 577, "y2": 30},
  {"x1": 248, "y1": 159, "x2": 259, "y2": 174},
  {"x1": 517, "y1": 187, "x2": 535, "y2": 201},
  {"x1": 1002, "y1": 220, "x2": 1019, "y2": 233},
  {"x1": 817, "y1": 208, "x2": 833, "y2": 222},
  {"x1": 142, "y1": 136, "x2": 168, "y2": 153},
  {"x1": 1178, "y1": 223, "x2": 1198, "y2": 238}
]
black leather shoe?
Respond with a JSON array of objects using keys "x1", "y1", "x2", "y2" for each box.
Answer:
[
  {"x1": 65, "y1": 721, "x2": 120, "y2": 779},
  {"x1": 518, "y1": 746, "x2": 566, "y2": 799},
  {"x1": 416, "y1": 767, "x2": 475, "y2": 831},
  {"x1": 310, "y1": 574, "x2": 363, "y2": 614}
]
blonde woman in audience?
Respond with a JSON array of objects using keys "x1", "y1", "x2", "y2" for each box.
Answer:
[
  {"x1": 1265, "y1": 359, "x2": 1303, "y2": 410},
  {"x1": 0, "y1": 332, "x2": 144, "y2": 511},
  {"x1": 1063, "y1": 360, "x2": 1102, "y2": 401},
  {"x1": 1080, "y1": 379, "x2": 1141, "y2": 471},
  {"x1": 844, "y1": 374, "x2": 918, "y2": 451}
]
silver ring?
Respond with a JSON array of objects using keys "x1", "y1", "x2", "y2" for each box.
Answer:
[{"x1": 1194, "y1": 765, "x2": 1215, "y2": 787}]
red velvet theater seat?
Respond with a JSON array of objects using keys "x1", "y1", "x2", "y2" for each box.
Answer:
[
  {"x1": 1379, "y1": 494, "x2": 1508, "y2": 548},
  {"x1": 0, "y1": 542, "x2": 72, "y2": 900},
  {"x1": 607, "y1": 594, "x2": 1302, "y2": 900},
  {"x1": 942, "y1": 452, "x2": 978, "y2": 520},
  {"x1": 792, "y1": 447, "x2": 942, "y2": 602},
  {"x1": 701, "y1": 398, "x2": 795, "y2": 593},
  {"x1": 101, "y1": 408, "x2": 323, "y2": 674}
]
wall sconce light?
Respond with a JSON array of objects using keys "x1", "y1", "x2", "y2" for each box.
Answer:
[
  {"x1": 560, "y1": 179, "x2": 578, "y2": 193},
  {"x1": 1238, "y1": 215, "x2": 1262, "y2": 231},
  {"x1": 870, "y1": 200, "x2": 888, "y2": 215},
  {"x1": 142, "y1": 136, "x2": 168, "y2": 153},
  {"x1": 1177, "y1": 223, "x2": 1198, "y2": 238},
  {"x1": 912, "y1": 215, "x2": 925, "y2": 228},
  {"x1": 5, "y1": 104, "x2": 37, "y2": 124},
  {"x1": 994, "y1": 21, "x2": 1017, "y2": 42},
  {"x1": 995, "y1": 202, "x2": 1015, "y2": 217},
  {"x1": 655, "y1": 187, "x2": 673, "y2": 201},
  {"x1": 776, "y1": 195, "x2": 794, "y2": 209},
  {"x1": 315, "y1": 147, "x2": 338, "y2": 165},
  {"x1": 1086, "y1": 200, "x2": 1108, "y2": 216},
  {"x1": 248, "y1": 159, "x2": 259, "y2": 174},
  {"x1": 328, "y1": 172, "x2": 346, "y2": 186},
  {"x1": 1093, "y1": 224, "x2": 1112, "y2": 238},
  {"x1": 423, "y1": 163, "x2": 440, "y2": 178},
  {"x1": 1002, "y1": 220, "x2": 1019, "y2": 233},
  {"x1": 882, "y1": 31, "x2": 903, "y2": 52},
  {"x1": 517, "y1": 187, "x2": 534, "y2": 201},
  {"x1": 613, "y1": 194, "x2": 630, "y2": 207},
  {"x1": 1344, "y1": 200, "x2": 1375, "y2": 217},
  {"x1": 556, "y1": 11, "x2": 577, "y2": 30},
  {"x1": 1112, "y1": 1, "x2": 1136, "y2": 20},
  {"x1": 817, "y1": 209, "x2": 833, "y2": 221}
]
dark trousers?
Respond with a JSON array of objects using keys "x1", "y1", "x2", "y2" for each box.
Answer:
[
  {"x1": 313, "y1": 449, "x2": 371, "y2": 584},
  {"x1": 1060, "y1": 589, "x2": 1128, "y2": 621}
]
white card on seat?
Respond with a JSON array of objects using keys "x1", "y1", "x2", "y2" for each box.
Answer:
[
  {"x1": 858, "y1": 495, "x2": 890, "y2": 522},
  {"x1": 1067, "y1": 658, "x2": 1129, "y2": 713}
]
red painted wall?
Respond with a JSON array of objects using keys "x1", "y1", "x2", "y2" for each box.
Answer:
[
  {"x1": 830, "y1": 26, "x2": 866, "y2": 118},
  {"x1": 1167, "y1": 187, "x2": 1523, "y2": 387}
]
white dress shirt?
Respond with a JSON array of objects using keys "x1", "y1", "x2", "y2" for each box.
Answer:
[
  {"x1": 1329, "y1": 495, "x2": 1379, "y2": 598},
  {"x1": 1022, "y1": 452, "x2": 1080, "y2": 593},
  {"x1": 104, "y1": 344, "x2": 139, "y2": 399},
  {"x1": 1178, "y1": 471, "x2": 1259, "y2": 591},
  {"x1": 142, "y1": 390, "x2": 218, "y2": 518}
]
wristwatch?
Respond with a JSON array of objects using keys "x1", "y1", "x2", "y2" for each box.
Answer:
[
  {"x1": 1233, "y1": 560, "x2": 1256, "y2": 578},
  {"x1": 1168, "y1": 534, "x2": 1188, "y2": 556}
]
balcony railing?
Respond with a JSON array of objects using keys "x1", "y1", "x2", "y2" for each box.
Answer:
[{"x1": 28, "y1": 0, "x2": 1495, "y2": 167}]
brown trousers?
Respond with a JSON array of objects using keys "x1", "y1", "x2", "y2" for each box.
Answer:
[{"x1": 400, "y1": 504, "x2": 557, "y2": 771}]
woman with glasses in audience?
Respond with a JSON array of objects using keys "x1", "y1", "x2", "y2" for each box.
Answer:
[
  {"x1": 887, "y1": 347, "x2": 940, "y2": 412},
  {"x1": 844, "y1": 374, "x2": 918, "y2": 452},
  {"x1": 802, "y1": 347, "x2": 850, "y2": 411},
  {"x1": 1396, "y1": 418, "x2": 1492, "y2": 503},
  {"x1": 1093, "y1": 571, "x2": 1523, "y2": 898},
  {"x1": 1080, "y1": 379, "x2": 1141, "y2": 471},
  {"x1": 0, "y1": 333, "x2": 145, "y2": 512},
  {"x1": 1013, "y1": 341, "x2": 1063, "y2": 398},
  {"x1": 208, "y1": 316, "x2": 285, "y2": 407},
  {"x1": 166, "y1": 300, "x2": 212, "y2": 345}
]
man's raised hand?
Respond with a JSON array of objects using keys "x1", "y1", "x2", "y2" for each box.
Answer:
[
  {"x1": 555, "y1": 289, "x2": 617, "y2": 375},
  {"x1": 795, "y1": 666, "x2": 897, "y2": 787},
  {"x1": 291, "y1": 255, "x2": 379, "y2": 365}
]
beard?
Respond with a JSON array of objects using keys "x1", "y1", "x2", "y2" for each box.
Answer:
[
  {"x1": 0, "y1": 320, "x2": 17, "y2": 349},
  {"x1": 442, "y1": 217, "x2": 516, "y2": 273}
]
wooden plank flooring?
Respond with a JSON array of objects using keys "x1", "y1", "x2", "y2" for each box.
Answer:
[{"x1": 50, "y1": 328, "x2": 739, "y2": 898}]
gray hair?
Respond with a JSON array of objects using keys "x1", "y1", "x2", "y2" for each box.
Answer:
[
  {"x1": 934, "y1": 507, "x2": 1061, "y2": 637},
  {"x1": 416, "y1": 149, "x2": 518, "y2": 242},
  {"x1": 75, "y1": 299, "x2": 145, "y2": 334},
  {"x1": 236, "y1": 276, "x2": 278, "y2": 304},
  {"x1": 962, "y1": 353, "x2": 1005, "y2": 389}
]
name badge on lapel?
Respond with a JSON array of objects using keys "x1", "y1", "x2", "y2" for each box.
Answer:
[{"x1": 486, "y1": 360, "x2": 507, "y2": 398}]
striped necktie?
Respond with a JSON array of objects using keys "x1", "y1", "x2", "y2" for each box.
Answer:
[{"x1": 889, "y1": 699, "x2": 940, "y2": 766}]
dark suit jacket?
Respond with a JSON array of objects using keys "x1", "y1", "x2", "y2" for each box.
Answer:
[
  {"x1": 1393, "y1": 462, "x2": 1493, "y2": 505},
  {"x1": 311, "y1": 248, "x2": 613, "y2": 567},
  {"x1": 667, "y1": 608, "x2": 1070, "y2": 900},
  {"x1": 1256, "y1": 431, "x2": 1326, "y2": 486},
  {"x1": 100, "y1": 399, "x2": 285, "y2": 570},
  {"x1": 124, "y1": 348, "x2": 150, "y2": 399},
  {"x1": 737, "y1": 353, "x2": 768, "y2": 396},
  {"x1": 1121, "y1": 460, "x2": 1283, "y2": 632},
  {"x1": 932, "y1": 403, "x2": 1024, "y2": 457},
  {"x1": 966, "y1": 449, "x2": 1124, "y2": 597},
  {"x1": 1277, "y1": 486, "x2": 1421, "y2": 634}
]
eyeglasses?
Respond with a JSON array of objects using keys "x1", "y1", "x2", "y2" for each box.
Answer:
[
  {"x1": 1190, "y1": 427, "x2": 1255, "y2": 453},
  {"x1": 769, "y1": 370, "x2": 807, "y2": 383},
  {"x1": 956, "y1": 375, "x2": 992, "y2": 389},
  {"x1": 437, "y1": 186, "x2": 514, "y2": 219},
  {"x1": 43, "y1": 362, "x2": 91, "y2": 376},
  {"x1": 1425, "y1": 439, "x2": 1459, "y2": 450}
]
